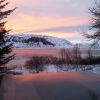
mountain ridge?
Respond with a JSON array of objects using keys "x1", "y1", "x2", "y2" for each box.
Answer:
[{"x1": 8, "y1": 34, "x2": 73, "y2": 49}]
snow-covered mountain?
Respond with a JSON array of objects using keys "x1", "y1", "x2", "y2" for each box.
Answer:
[{"x1": 8, "y1": 34, "x2": 73, "y2": 48}]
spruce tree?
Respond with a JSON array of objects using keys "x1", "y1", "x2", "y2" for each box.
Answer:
[
  {"x1": 86, "y1": 0, "x2": 100, "y2": 45},
  {"x1": 0, "y1": 0, "x2": 15, "y2": 72}
]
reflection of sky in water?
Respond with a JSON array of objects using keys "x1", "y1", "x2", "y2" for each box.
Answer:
[
  {"x1": 9, "y1": 49, "x2": 100, "y2": 66},
  {"x1": 9, "y1": 56, "x2": 32, "y2": 65},
  {"x1": 9, "y1": 49, "x2": 60, "y2": 65}
]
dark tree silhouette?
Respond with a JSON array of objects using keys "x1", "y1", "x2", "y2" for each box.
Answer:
[
  {"x1": 25, "y1": 56, "x2": 46, "y2": 73},
  {"x1": 86, "y1": 0, "x2": 100, "y2": 45},
  {"x1": 0, "y1": 0, "x2": 15, "y2": 73}
]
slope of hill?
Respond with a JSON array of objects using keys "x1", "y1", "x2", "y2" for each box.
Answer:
[{"x1": 8, "y1": 34, "x2": 73, "y2": 49}]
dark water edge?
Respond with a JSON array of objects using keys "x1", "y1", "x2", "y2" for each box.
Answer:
[{"x1": 0, "y1": 75, "x2": 5, "y2": 100}]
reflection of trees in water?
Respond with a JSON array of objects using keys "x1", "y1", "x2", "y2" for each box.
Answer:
[
  {"x1": 0, "y1": 76, "x2": 5, "y2": 100},
  {"x1": 88, "y1": 90, "x2": 98, "y2": 100}
]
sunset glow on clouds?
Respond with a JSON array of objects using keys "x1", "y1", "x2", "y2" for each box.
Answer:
[{"x1": 6, "y1": 0, "x2": 93, "y2": 43}]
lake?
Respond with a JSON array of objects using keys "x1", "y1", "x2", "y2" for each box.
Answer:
[
  {"x1": 1, "y1": 72, "x2": 100, "y2": 100},
  {"x1": 9, "y1": 48, "x2": 61, "y2": 65},
  {"x1": 13, "y1": 48, "x2": 60, "y2": 56},
  {"x1": 9, "y1": 48, "x2": 100, "y2": 66}
]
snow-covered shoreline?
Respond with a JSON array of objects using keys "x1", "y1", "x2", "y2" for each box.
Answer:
[{"x1": 8, "y1": 64, "x2": 100, "y2": 75}]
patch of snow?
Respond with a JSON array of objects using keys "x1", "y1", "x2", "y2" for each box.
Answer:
[
  {"x1": 8, "y1": 34, "x2": 73, "y2": 49},
  {"x1": 9, "y1": 65, "x2": 100, "y2": 75},
  {"x1": 91, "y1": 66, "x2": 100, "y2": 74},
  {"x1": 45, "y1": 65, "x2": 58, "y2": 73}
]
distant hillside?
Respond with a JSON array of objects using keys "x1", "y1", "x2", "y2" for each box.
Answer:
[{"x1": 8, "y1": 34, "x2": 73, "y2": 48}]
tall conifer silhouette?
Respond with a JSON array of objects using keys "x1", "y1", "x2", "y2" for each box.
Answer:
[{"x1": 0, "y1": 0, "x2": 15, "y2": 72}]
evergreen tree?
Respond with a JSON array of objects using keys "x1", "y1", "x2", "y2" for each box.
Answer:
[
  {"x1": 86, "y1": 0, "x2": 100, "y2": 45},
  {"x1": 0, "y1": 0, "x2": 15, "y2": 72}
]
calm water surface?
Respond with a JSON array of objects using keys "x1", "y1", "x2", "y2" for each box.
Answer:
[
  {"x1": 9, "y1": 48, "x2": 100, "y2": 65},
  {"x1": 10, "y1": 48, "x2": 60, "y2": 65}
]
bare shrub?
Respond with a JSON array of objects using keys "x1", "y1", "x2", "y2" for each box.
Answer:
[
  {"x1": 25, "y1": 56, "x2": 59, "y2": 73},
  {"x1": 86, "y1": 48, "x2": 96, "y2": 66},
  {"x1": 59, "y1": 45, "x2": 83, "y2": 70},
  {"x1": 58, "y1": 49, "x2": 73, "y2": 71},
  {"x1": 25, "y1": 48, "x2": 99, "y2": 73},
  {"x1": 60, "y1": 49, "x2": 72, "y2": 65},
  {"x1": 58, "y1": 45, "x2": 86, "y2": 71},
  {"x1": 25, "y1": 56, "x2": 46, "y2": 73}
]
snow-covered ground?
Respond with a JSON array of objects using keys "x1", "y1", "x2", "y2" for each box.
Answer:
[
  {"x1": 91, "y1": 66, "x2": 100, "y2": 74},
  {"x1": 8, "y1": 34, "x2": 73, "y2": 49},
  {"x1": 8, "y1": 34, "x2": 100, "y2": 49},
  {"x1": 8, "y1": 65, "x2": 100, "y2": 75}
]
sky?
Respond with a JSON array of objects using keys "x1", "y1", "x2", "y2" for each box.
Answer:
[{"x1": 6, "y1": 0, "x2": 94, "y2": 43}]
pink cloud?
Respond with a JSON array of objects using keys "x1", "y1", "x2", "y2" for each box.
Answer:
[{"x1": 6, "y1": 0, "x2": 92, "y2": 43}]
